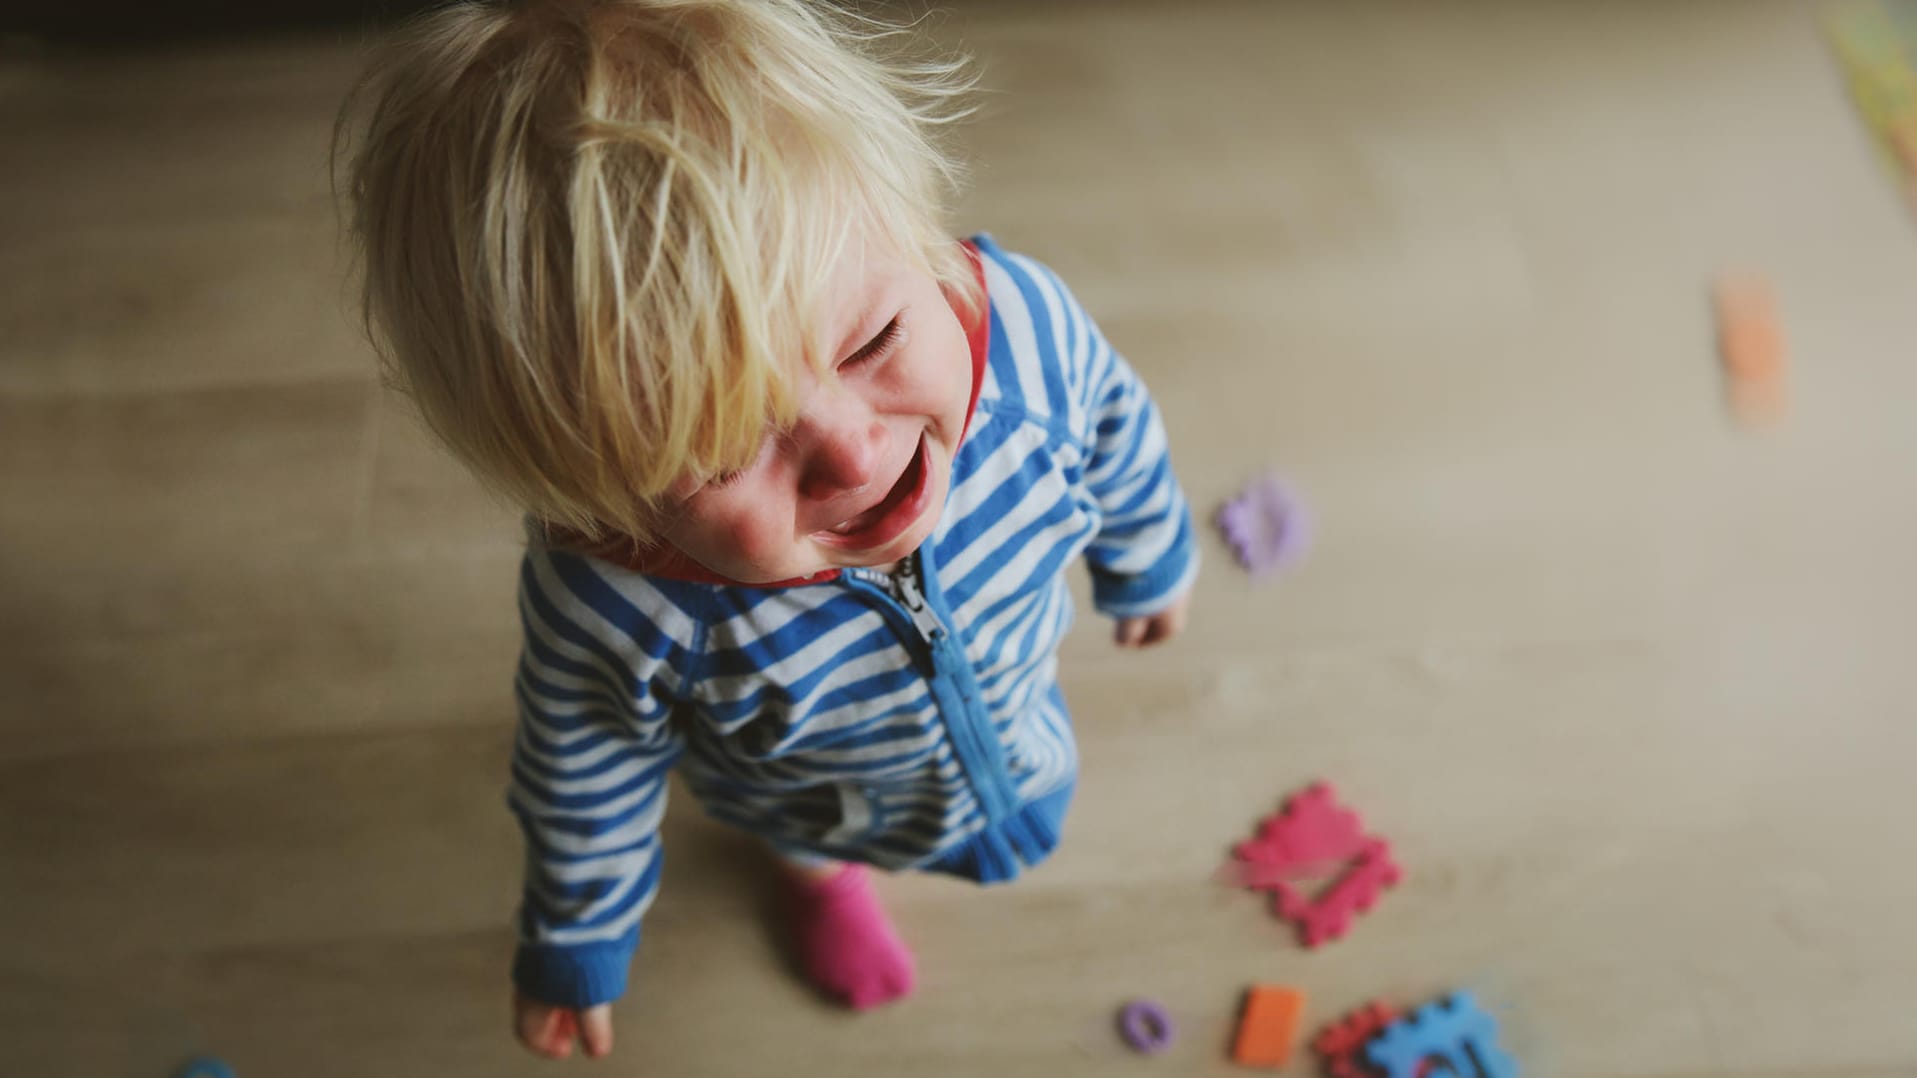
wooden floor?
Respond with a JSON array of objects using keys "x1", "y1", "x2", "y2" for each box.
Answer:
[{"x1": 5, "y1": 2, "x2": 1917, "y2": 1075}]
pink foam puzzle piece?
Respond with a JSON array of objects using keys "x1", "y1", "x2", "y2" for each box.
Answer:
[
  {"x1": 1228, "y1": 781, "x2": 1402, "y2": 946},
  {"x1": 1232, "y1": 782, "x2": 1369, "y2": 874},
  {"x1": 1273, "y1": 838, "x2": 1403, "y2": 947}
]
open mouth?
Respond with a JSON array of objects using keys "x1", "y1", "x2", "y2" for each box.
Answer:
[{"x1": 813, "y1": 434, "x2": 931, "y2": 551}]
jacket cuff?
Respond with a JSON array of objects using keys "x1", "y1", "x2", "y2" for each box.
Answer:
[
  {"x1": 512, "y1": 932, "x2": 638, "y2": 1009},
  {"x1": 1091, "y1": 522, "x2": 1199, "y2": 618}
]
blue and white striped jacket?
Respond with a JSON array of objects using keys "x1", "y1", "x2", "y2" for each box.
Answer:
[{"x1": 509, "y1": 235, "x2": 1197, "y2": 1007}]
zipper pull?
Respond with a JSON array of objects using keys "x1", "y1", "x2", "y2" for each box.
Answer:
[{"x1": 890, "y1": 552, "x2": 946, "y2": 642}]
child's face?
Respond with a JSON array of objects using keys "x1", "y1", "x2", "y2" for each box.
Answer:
[{"x1": 661, "y1": 237, "x2": 974, "y2": 583}]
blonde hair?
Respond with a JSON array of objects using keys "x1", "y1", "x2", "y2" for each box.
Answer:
[{"x1": 337, "y1": 0, "x2": 978, "y2": 546}]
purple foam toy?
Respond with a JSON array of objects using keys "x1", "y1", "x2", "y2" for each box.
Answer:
[
  {"x1": 1117, "y1": 999, "x2": 1176, "y2": 1054},
  {"x1": 1216, "y1": 472, "x2": 1310, "y2": 578}
]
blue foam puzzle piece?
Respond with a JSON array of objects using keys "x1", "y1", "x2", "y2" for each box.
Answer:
[{"x1": 1363, "y1": 992, "x2": 1517, "y2": 1078}]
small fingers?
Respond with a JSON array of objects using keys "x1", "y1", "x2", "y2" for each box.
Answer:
[
  {"x1": 578, "y1": 1005, "x2": 615, "y2": 1059},
  {"x1": 514, "y1": 995, "x2": 575, "y2": 1060},
  {"x1": 1156, "y1": 602, "x2": 1189, "y2": 642},
  {"x1": 1117, "y1": 605, "x2": 1188, "y2": 649}
]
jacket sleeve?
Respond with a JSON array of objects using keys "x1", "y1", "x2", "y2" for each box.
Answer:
[
  {"x1": 507, "y1": 542, "x2": 696, "y2": 1009},
  {"x1": 1003, "y1": 252, "x2": 1198, "y2": 618}
]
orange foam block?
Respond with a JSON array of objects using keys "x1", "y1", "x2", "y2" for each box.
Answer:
[
  {"x1": 1713, "y1": 273, "x2": 1787, "y2": 426},
  {"x1": 1232, "y1": 985, "x2": 1306, "y2": 1068}
]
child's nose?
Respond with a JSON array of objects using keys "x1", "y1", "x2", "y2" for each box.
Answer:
[{"x1": 797, "y1": 402, "x2": 889, "y2": 500}]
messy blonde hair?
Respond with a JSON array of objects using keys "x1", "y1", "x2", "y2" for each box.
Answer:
[{"x1": 338, "y1": 0, "x2": 978, "y2": 546}]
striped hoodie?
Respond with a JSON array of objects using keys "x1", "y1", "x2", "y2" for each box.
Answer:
[{"x1": 509, "y1": 235, "x2": 1198, "y2": 1007}]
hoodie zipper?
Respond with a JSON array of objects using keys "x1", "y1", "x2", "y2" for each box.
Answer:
[
  {"x1": 889, "y1": 552, "x2": 948, "y2": 645},
  {"x1": 880, "y1": 551, "x2": 1015, "y2": 823}
]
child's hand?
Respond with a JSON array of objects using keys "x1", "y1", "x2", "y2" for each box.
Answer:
[
  {"x1": 514, "y1": 991, "x2": 614, "y2": 1060},
  {"x1": 1113, "y1": 592, "x2": 1191, "y2": 649}
]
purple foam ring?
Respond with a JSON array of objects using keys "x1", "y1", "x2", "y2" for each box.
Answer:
[
  {"x1": 1216, "y1": 472, "x2": 1311, "y2": 578},
  {"x1": 1117, "y1": 999, "x2": 1176, "y2": 1054}
]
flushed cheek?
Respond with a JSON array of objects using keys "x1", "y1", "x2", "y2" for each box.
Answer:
[
  {"x1": 925, "y1": 335, "x2": 973, "y2": 435},
  {"x1": 723, "y1": 512, "x2": 805, "y2": 569},
  {"x1": 666, "y1": 497, "x2": 794, "y2": 579}
]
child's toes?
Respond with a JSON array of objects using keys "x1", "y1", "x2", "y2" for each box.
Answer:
[
  {"x1": 848, "y1": 966, "x2": 913, "y2": 1010},
  {"x1": 882, "y1": 964, "x2": 916, "y2": 1002}
]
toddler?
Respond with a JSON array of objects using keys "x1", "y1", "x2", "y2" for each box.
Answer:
[{"x1": 341, "y1": 0, "x2": 1196, "y2": 1060}]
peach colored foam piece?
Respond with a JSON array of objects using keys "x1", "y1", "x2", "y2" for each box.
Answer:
[{"x1": 1714, "y1": 273, "x2": 1787, "y2": 426}]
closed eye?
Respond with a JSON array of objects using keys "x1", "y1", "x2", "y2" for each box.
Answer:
[
  {"x1": 700, "y1": 427, "x2": 792, "y2": 492},
  {"x1": 842, "y1": 315, "x2": 905, "y2": 368}
]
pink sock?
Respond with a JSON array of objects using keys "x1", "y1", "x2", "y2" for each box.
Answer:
[{"x1": 789, "y1": 864, "x2": 916, "y2": 1010}]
